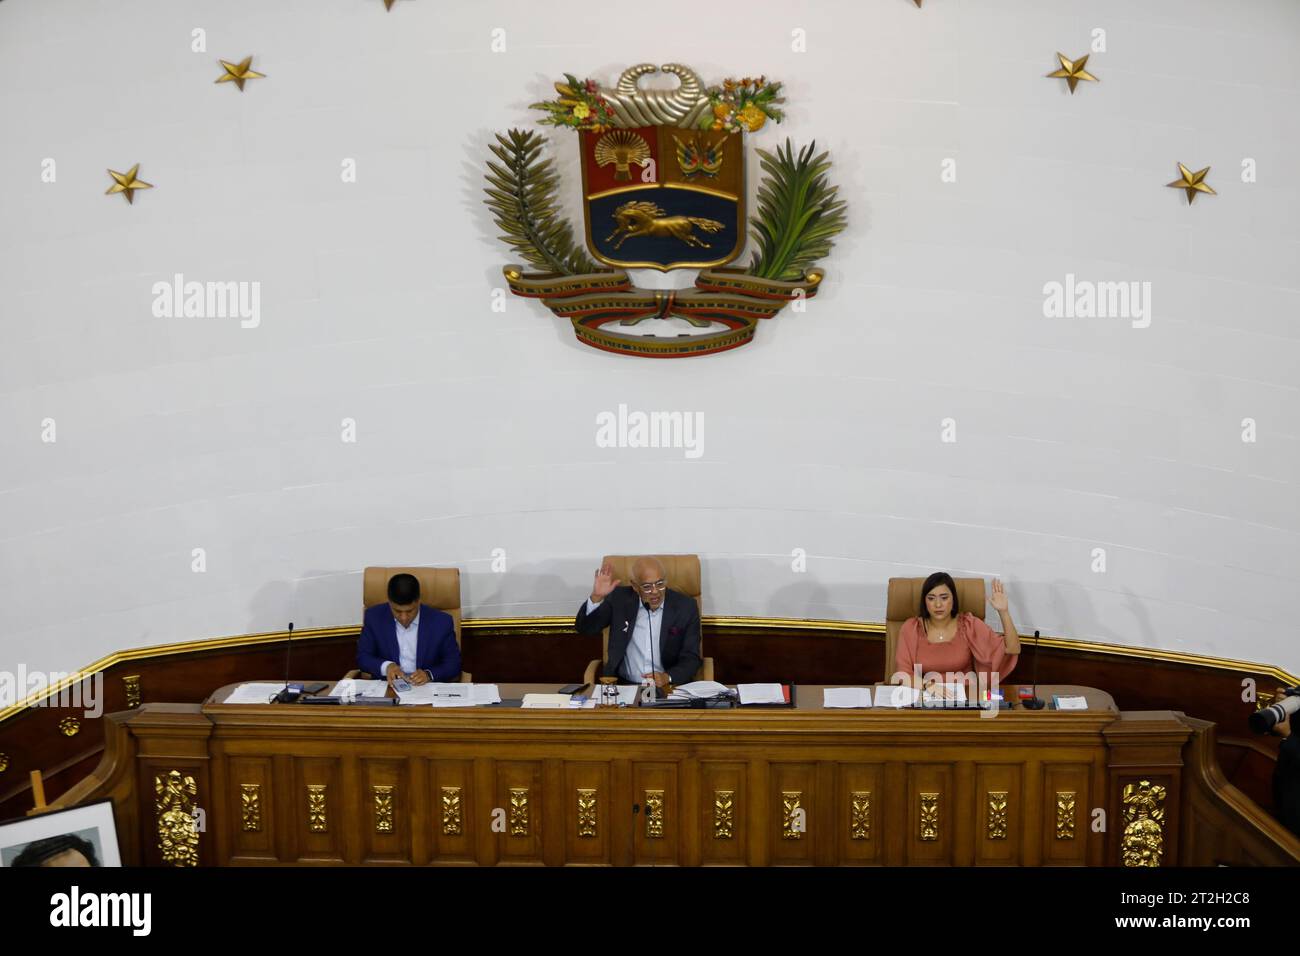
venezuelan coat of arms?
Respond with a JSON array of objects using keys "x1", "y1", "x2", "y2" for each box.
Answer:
[{"x1": 484, "y1": 64, "x2": 847, "y2": 357}]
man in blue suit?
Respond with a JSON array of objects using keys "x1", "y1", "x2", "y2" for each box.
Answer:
[{"x1": 357, "y1": 573, "x2": 461, "y2": 686}]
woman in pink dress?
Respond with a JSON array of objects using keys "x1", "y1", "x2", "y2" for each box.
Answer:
[{"x1": 892, "y1": 572, "x2": 1021, "y2": 693}]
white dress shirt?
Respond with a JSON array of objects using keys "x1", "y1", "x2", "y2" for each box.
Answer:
[
  {"x1": 586, "y1": 597, "x2": 663, "y2": 683},
  {"x1": 381, "y1": 612, "x2": 420, "y2": 677}
]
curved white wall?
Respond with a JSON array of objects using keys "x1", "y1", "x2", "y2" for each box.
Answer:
[{"x1": 2, "y1": 0, "x2": 1298, "y2": 677}]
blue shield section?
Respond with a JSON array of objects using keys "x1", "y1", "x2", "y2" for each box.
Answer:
[{"x1": 586, "y1": 187, "x2": 742, "y2": 270}]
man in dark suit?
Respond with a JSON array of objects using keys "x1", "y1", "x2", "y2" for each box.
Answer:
[
  {"x1": 357, "y1": 573, "x2": 461, "y2": 686},
  {"x1": 575, "y1": 556, "x2": 702, "y2": 689}
]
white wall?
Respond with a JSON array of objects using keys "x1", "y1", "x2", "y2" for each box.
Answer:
[{"x1": 1, "y1": 0, "x2": 1297, "y2": 677}]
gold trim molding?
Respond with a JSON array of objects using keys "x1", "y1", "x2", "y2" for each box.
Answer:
[{"x1": 4, "y1": 614, "x2": 1294, "y2": 724}]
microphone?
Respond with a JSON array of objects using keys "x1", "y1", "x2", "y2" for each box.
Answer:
[
  {"x1": 642, "y1": 598, "x2": 664, "y2": 702},
  {"x1": 272, "y1": 622, "x2": 297, "y2": 704},
  {"x1": 1021, "y1": 630, "x2": 1045, "y2": 710}
]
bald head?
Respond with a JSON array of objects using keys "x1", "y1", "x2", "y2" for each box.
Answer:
[{"x1": 631, "y1": 556, "x2": 668, "y2": 609}]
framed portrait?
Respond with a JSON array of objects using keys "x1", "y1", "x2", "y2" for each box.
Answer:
[{"x1": 0, "y1": 799, "x2": 121, "y2": 867}]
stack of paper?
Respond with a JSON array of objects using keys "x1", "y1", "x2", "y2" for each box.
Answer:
[
  {"x1": 823, "y1": 687, "x2": 873, "y2": 709},
  {"x1": 874, "y1": 685, "x2": 920, "y2": 708},
  {"x1": 398, "y1": 683, "x2": 503, "y2": 707},
  {"x1": 669, "y1": 681, "x2": 731, "y2": 701},
  {"x1": 521, "y1": 693, "x2": 574, "y2": 709},
  {"x1": 333, "y1": 679, "x2": 389, "y2": 700},
  {"x1": 222, "y1": 683, "x2": 289, "y2": 704},
  {"x1": 737, "y1": 683, "x2": 786, "y2": 705}
]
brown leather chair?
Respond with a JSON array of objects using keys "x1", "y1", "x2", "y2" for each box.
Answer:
[
  {"x1": 345, "y1": 566, "x2": 471, "y2": 682},
  {"x1": 884, "y1": 576, "x2": 987, "y2": 681},
  {"x1": 581, "y1": 554, "x2": 713, "y2": 685}
]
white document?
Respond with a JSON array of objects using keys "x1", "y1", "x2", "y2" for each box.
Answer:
[
  {"x1": 397, "y1": 682, "x2": 468, "y2": 706},
  {"x1": 671, "y1": 680, "x2": 731, "y2": 700},
  {"x1": 471, "y1": 684, "x2": 502, "y2": 704},
  {"x1": 1053, "y1": 695, "x2": 1088, "y2": 710},
  {"x1": 737, "y1": 683, "x2": 786, "y2": 705},
  {"x1": 823, "y1": 687, "x2": 873, "y2": 709},
  {"x1": 222, "y1": 683, "x2": 289, "y2": 704},
  {"x1": 522, "y1": 693, "x2": 575, "y2": 709},
  {"x1": 923, "y1": 682, "x2": 968, "y2": 705},
  {"x1": 332, "y1": 679, "x2": 388, "y2": 700},
  {"x1": 874, "y1": 684, "x2": 921, "y2": 708}
]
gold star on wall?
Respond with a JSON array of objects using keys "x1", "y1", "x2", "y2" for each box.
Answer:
[
  {"x1": 216, "y1": 56, "x2": 265, "y2": 91},
  {"x1": 105, "y1": 164, "x2": 153, "y2": 204},
  {"x1": 1166, "y1": 163, "x2": 1216, "y2": 204},
  {"x1": 1047, "y1": 52, "x2": 1098, "y2": 93}
]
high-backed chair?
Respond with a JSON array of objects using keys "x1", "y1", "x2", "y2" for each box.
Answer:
[
  {"x1": 581, "y1": 554, "x2": 713, "y2": 685},
  {"x1": 346, "y1": 566, "x2": 471, "y2": 682},
  {"x1": 884, "y1": 576, "x2": 987, "y2": 681}
]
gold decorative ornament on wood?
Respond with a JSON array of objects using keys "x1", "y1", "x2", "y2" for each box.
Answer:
[
  {"x1": 577, "y1": 788, "x2": 597, "y2": 838},
  {"x1": 850, "y1": 791, "x2": 872, "y2": 840},
  {"x1": 307, "y1": 785, "x2": 327, "y2": 833},
  {"x1": 987, "y1": 791, "x2": 1008, "y2": 840},
  {"x1": 1121, "y1": 779, "x2": 1167, "y2": 867},
  {"x1": 645, "y1": 790, "x2": 665, "y2": 838},
  {"x1": 714, "y1": 790, "x2": 735, "y2": 840},
  {"x1": 1167, "y1": 163, "x2": 1216, "y2": 205},
  {"x1": 240, "y1": 784, "x2": 261, "y2": 832},
  {"x1": 782, "y1": 791, "x2": 803, "y2": 840},
  {"x1": 373, "y1": 785, "x2": 394, "y2": 833},
  {"x1": 919, "y1": 793, "x2": 939, "y2": 841},
  {"x1": 1056, "y1": 791, "x2": 1077, "y2": 840},
  {"x1": 508, "y1": 787, "x2": 529, "y2": 836},
  {"x1": 1046, "y1": 52, "x2": 1098, "y2": 93},
  {"x1": 105, "y1": 164, "x2": 152, "y2": 205},
  {"x1": 155, "y1": 771, "x2": 199, "y2": 867},
  {"x1": 122, "y1": 675, "x2": 141, "y2": 709},
  {"x1": 441, "y1": 787, "x2": 463, "y2": 836},
  {"x1": 0, "y1": 754, "x2": 8, "y2": 773},
  {"x1": 57, "y1": 717, "x2": 80, "y2": 737}
]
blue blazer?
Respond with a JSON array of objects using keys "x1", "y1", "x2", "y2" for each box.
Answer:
[{"x1": 357, "y1": 604, "x2": 461, "y2": 681}]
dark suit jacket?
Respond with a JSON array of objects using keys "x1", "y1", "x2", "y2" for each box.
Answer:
[
  {"x1": 575, "y1": 586, "x2": 702, "y2": 685},
  {"x1": 357, "y1": 603, "x2": 461, "y2": 681}
]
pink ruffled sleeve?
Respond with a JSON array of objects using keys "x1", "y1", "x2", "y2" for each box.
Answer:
[
  {"x1": 892, "y1": 618, "x2": 922, "y2": 683},
  {"x1": 964, "y1": 613, "x2": 1017, "y2": 680}
]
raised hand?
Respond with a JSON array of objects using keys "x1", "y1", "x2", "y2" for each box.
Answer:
[
  {"x1": 989, "y1": 578, "x2": 1009, "y2": 612},
  {"x1": 591, "y1": 560, "x2": 621, "y2": 602}
]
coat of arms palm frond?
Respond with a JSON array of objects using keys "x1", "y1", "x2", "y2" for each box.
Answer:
[{"x1": 594, "y1": 130, "x2": 651, "y2": 181}]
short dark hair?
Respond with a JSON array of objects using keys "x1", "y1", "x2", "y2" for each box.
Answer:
[
  {"x1": 918, "y1": 572, "x2": 959, "y2": 619},
  {"x1": 12, "y1": 832, "x2": 100, "y2": 867},
  {"x1": 387, "y1": 573, "x2": 420, "y2": 605}
]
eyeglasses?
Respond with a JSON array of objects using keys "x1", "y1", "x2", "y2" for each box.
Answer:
[{"x1": 635, "y1": 580, "x2": 667, "y2": 594}]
